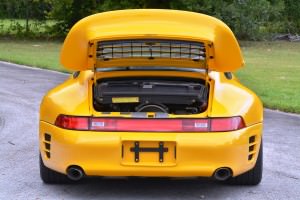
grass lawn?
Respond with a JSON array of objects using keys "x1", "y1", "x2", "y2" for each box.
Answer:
[
  {"x1": 0, "y1": 39, "x2": 299, "y2": 113},
  {"x1": 237, "y1": 41, "x2": 300, "y2": 113},
  {"x1": 0, "y1": 39, "x2": 66, "y2": 72}
]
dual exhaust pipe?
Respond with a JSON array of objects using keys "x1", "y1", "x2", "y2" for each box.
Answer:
[
  {"x1": 67, "y1": 166, "x2": 84, "y2": 181},
  {"x1": 66, "y1": 166, "x2": 232, "y2": 181},
  {"x1": 213, "y1": 167, "x2": 232, "y2": 181}
]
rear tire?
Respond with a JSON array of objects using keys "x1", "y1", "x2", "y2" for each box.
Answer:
[
  {"x1": 227, "y1": 142, "x2": 263, "y2": 185},
  {"x1": 39, "y1": 154, "x2": 70, "y2": 184}
]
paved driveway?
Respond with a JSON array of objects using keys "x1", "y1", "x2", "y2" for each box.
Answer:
[{"x1": 0, "y1": 61, "x2": 299, "y2": 200}]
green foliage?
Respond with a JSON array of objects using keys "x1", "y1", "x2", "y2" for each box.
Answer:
[
  {"x1": 0, "y1": 19, "x2": 55, "y2": 39},
  {"x1": 98, "y1": 0, "x2": 171, "y2": 11},
  {"x1": 284, "y1": 0, "x2": 300, "y2": 33},
  {"x1": 0, "y1": 0, "x2": 52, "y2": 38},
  {"x1": 173, "y1": 0, "x2": 285, "y2": 40},
  {"x1": 224, "y1": 0, "x2": 274, "y2": 40},
  {"x1": 47, "y1": 0, "x2": 97, "y2": 37},
  {"x1": 0, "y1": 0, "x2": 299, "y2": 40},
  {"x1": 0, "y1": 0, "x2": 50, "y2": 20}
]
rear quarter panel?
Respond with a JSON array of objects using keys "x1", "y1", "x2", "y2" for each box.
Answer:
[
  {"x1": 209, "y1": 72, "x2": 263, "y2": 126},
  {"x1": 40, "y1": 71, "x2": 93, "y2": 124}
]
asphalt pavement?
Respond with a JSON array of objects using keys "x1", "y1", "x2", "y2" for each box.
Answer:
[{"x1": 0, "y1": 61, "x2": 299, "y2": 200}]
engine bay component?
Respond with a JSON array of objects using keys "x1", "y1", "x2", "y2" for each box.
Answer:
[
  {"x1": 135, "y1": 103, "x2": 169, "y2": 113},
  {"x1": 94, "y1": 78, "x2": 209, "y2": 114}
]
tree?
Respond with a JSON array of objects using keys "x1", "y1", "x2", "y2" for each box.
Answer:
[
  {"x1": 284, "y1": 0, "x2": 300, "y2": 33},
  {"x1": 3, "y1": 0, "x2": 294, "y2": 39},
  {"x1": 48, "y1": 0, "x2": 97, "y2": 35},
  {"x1": 98, "y1": 0, "x2": 172, "y2": 11},
  {"x1": 173, "y1": 0, "x2": 285, "y2": 40}
]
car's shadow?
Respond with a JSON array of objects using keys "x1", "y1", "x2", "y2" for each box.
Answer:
[{"x1": 45, "y1": 177, "x2": 257, "y2": 199}]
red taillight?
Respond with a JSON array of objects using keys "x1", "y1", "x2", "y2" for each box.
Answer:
[
  {"x1": 90, "y1": 118, "x2": 183, "y2": 132},
  {"x1": 55, "y1": 115, "x2": 89, "y2": 130},
  {"x1": 210, "y1": 117, "x2": 245, "y2": 132},
  {"x1": 182, "y1": 119, "x2": 209, "y2": 132},
  {"x1": 55, "y1": 115, "x2": 245, "y2": 132},
  {"x1": 90, "y1": 118, "x2": 117, "y2": 131}
]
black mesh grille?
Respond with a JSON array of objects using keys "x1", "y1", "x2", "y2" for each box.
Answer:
[
  {"x1": 248, "y1": 154, "x2": 253, "y2": 160},
  {"x1": 44, "y1": 133, "x2": 51, "y2": 142},
  {"x1": 46, "y1": 152, "x2": 51, "y2": 159},
  {"x1": 249, "y1": 145, "x2": 254, "y2": 152},
  {"x1": 45, "y1": 143, "x2": 51, "y2": 150},
  {"x1": 248, "y1": 135, "x2": 256, "y2": 161},
  {"x1": 44, "y1": 133, "x2": 51, "y2": 159},
  {"x1": 249, "y1": 136, "x2": 255, "y2": 143},
  {"x1": 96, "y1": 39, "x2": 206, "y2": 61}
]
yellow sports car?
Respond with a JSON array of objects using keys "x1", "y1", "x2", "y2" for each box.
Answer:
[{"x1": 39, "y1": 9, "x2": 263, "y2": 185}]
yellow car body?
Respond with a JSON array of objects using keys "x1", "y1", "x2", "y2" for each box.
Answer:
[{"x1": 39, "y1": 9, "x2": 263, "y2": 184}]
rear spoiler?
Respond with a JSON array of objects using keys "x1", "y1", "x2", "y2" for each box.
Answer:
[{"x1": 60, "y1": 9, "x2": 244, "y2": 72}]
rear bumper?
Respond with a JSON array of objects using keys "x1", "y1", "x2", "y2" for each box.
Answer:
[{"x1": 39, "y1": 121, "x2": 262, "y2": 177}]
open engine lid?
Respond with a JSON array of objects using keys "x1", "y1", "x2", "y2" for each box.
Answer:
[{"x1": 60, "y1": 9, "x2": 244, "y2": 72}]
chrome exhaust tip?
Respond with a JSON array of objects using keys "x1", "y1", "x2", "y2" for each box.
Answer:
[
  {"x1": 67, "y1": 166, "x2": 84, "y2": 181},
  {"x1": 213, "y1": 167, "x2": 232, "y2": 181}
]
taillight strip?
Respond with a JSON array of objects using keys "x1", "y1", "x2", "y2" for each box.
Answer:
[{"x1": 55, "y1": 115, "x2": 246, "y2": 132}]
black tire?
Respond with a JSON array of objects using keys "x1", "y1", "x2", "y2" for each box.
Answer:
[
  {"x1": 227, "y1": 142, "x2": 263, "y2": 185},
  {"x1": 39, "y1": 154, "x2": 70, "y2": 184}
]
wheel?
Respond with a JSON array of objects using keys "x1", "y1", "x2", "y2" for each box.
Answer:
[
  {"x1": 227, "y1": 142, "x2": 263, "y2": 185},
  {"x1": 39, "y1": 154, "x2": 70, "y2": 184}
]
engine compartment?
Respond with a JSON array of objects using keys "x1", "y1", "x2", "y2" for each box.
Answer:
[{"x1": 93, "y1": 77, "x2": 209, "y2": 115}]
